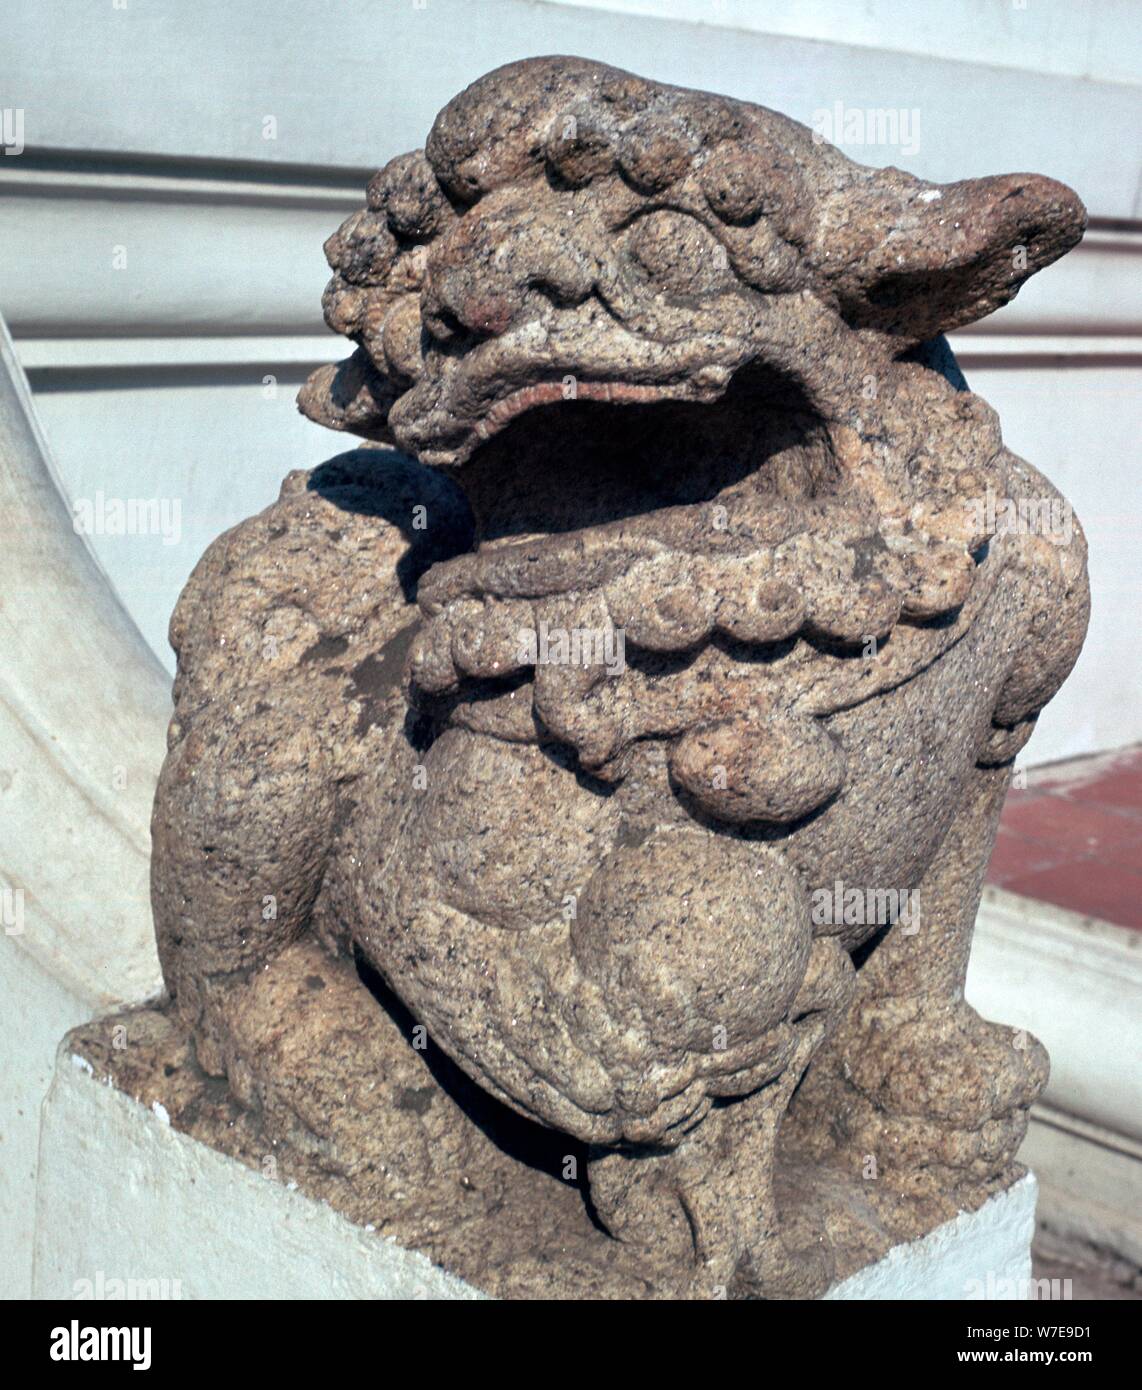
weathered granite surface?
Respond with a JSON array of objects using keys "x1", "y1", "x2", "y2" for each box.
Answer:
[{"x1": 136, "y1": 57, "x2": 1089, "y2": 1297}]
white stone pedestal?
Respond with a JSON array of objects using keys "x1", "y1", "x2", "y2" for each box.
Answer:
[
  {"x1": 826, "y1": 1174, "x2": 1037, "y2": 1300},
  {"x1": 32, "y1": 1047, "x2": 1039, "y2": 1301}
]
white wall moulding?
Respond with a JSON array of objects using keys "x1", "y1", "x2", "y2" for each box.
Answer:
[
  {"x1": 0, "y1": 319, "x2": 166, "y2": 1007},
  {"x1": 14, "y1": 336, "x2": 341, "y2": 372},
  {"x1": 956, "y1": 232, "x2": 1142, "y2": 340},
  {"x1": 0, "y1": 318, "x2": 167, "y2": 1295},
  {"x1": 967, "y1": 887, "x2": 1142, "y2": 1143},
  {"x1": 34, "y1": 1050, "x2": 1039, "y2": 1301},
  {"x1": 0, "y1": 164, "x2": 356, "y2": 338},
  {"x1": 3, "y1": 167, "x2": 1139, "y2": 345},
  {"x1": 1020, "y1": 1106, "x2": 1142, "y2": 1270},
  {"x1": 951, "y1": 337, "x2": 1142, "y2": 366},
  {"x1": 6, "y1": 0, "x2": 1140, "y2": 218},
  {"x1": 967, "y1": 887, "x2": 1142, "y2": 1265}
]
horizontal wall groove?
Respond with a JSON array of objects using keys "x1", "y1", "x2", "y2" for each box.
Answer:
[
  {"x1": 14, "y1": 334, "x2": 1142, "y2": 378},
  {"x1": 0, "y1": 149, "x2": 374, "y2": 194}
]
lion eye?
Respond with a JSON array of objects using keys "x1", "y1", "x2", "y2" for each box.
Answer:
[{"x1": 624, "y1": 210, "x2": 731, "y2": 295}]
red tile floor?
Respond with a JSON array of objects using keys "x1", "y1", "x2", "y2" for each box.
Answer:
[{"x1": 987, "y1": 745, "x2": 1142, "y2": 931}]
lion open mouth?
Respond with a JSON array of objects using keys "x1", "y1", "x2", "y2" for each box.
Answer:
[{"x1": 298, "y1": 54, "x2": 1085, "y2": 787}]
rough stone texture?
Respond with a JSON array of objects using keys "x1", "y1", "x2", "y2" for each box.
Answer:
[{"x1": 143, "y1": 57, "x2": 1089, "y2": 1298}]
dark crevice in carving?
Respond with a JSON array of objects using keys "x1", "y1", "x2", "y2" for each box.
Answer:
[
  {"x1": 457, "y1": 362, "x2": 833, "y2": 542},
  {"x1": 850, "y1": 923, "x2": 893, "y2": 972},
  {"x1": 351, "y1": 945, "x2": 593, "y2": 1198}
]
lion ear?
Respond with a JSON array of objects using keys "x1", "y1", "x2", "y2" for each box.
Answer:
[{"x1": 811, "y1": 170, "x2": 1086, "y2": 341}]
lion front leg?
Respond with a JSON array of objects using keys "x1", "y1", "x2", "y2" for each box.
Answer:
[{"x1": 790, "y1": 762, "x2": 1049, "y2": 1203}]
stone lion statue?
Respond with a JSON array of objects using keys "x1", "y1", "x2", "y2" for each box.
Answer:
[{"x1": 150, "y1": 57, "x2": 1089, "y2": 1298}]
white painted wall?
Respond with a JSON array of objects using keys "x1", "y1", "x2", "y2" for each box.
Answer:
[
  {"x1": 565, "y1": 0, "x2": 1142, "y2": 85},
  {"x1": 0, "y1": 322, "x2": 166, "y2": 1298}
]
